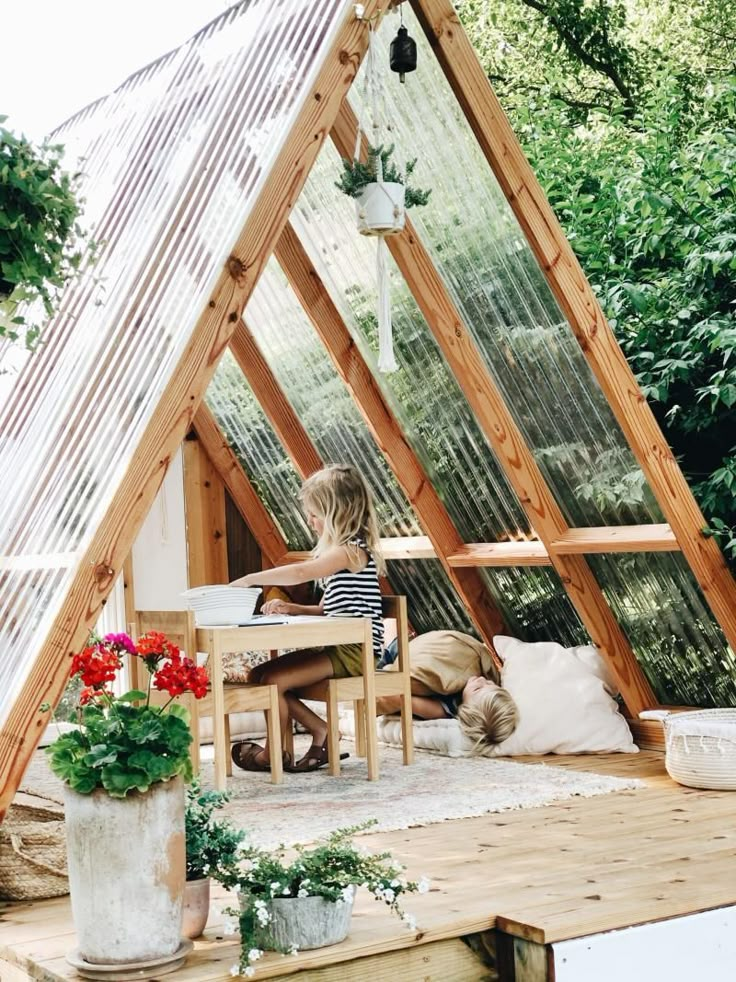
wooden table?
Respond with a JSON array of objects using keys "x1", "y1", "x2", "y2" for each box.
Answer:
[{"x1": 196, "y1": 615, "x2": 374, "y2": 788}]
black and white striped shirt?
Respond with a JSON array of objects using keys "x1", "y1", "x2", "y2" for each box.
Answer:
[{"x1": 322, "y1": 537, "x2": 383, "y2": 658}]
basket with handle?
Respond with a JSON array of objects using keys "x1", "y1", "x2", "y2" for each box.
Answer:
[
  {"x1": 663, "y1": 709, "x2": 736, "y2": 791},
  {"x1": 0, "y1": 788, "x2": 69, "y2": 900}
]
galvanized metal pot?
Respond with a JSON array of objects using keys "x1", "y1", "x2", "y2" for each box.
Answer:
[{"x1": 64, "y1": 777, "x2": 185, "y2": 964}]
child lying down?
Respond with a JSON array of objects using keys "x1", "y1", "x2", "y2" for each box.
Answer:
[{"x1": 376, "y1": 630, "x2": 518, "y2": 753}]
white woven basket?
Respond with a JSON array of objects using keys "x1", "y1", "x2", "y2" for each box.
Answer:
[{"x1": 663, "y1": 709, "x2": 736, "y2": 791}]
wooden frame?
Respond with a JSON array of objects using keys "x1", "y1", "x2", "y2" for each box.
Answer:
[
  {"x1": 182, "y1": 432, "x2": 229, "y2": 587},
  {"x1": 0, "y1": 0, "x2": 387, "y2": 817}
]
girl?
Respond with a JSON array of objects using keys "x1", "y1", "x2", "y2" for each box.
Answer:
[
  {"x1": 229, "y1": 463, "x2": 384, "y2": 773},
  {"x1": 376, "y1": 631, "x2": 519, "y2": 752}
]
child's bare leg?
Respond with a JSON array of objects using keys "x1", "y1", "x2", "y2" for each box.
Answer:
[
  {"x1": 248, "y1": 650, "x2": 334, "y2": 763},
  {"x1": 284, "y1": 693, "x2": 327, "y2": 746}
]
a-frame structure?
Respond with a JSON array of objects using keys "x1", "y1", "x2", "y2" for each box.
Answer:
[{"x1": 1, "y1": 0, "x2": 736, "y2": 817}]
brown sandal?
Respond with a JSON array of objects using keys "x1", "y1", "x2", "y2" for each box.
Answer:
[
  {"x1": 231, "y1": 741, "x2": 291, "y2": 772},
  {"x1": 289, "y1": 738, "x2": 349, "y2": 773}
]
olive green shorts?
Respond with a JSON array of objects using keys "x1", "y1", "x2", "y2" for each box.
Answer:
[{"x1": 325, "y1": 642, "x2": 370, "y2": 679}]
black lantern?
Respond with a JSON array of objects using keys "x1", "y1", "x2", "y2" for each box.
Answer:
[{"x1": 389, "y1": 24, "x2": 417, "y2": 83}]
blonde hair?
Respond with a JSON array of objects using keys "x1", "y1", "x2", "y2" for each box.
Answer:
[
  {"x1": 457, "y1": 685, "x2": 519, "y2": 756},
  {"x1": 299, "y1": 464, "x2": 385, "y2": 574}
]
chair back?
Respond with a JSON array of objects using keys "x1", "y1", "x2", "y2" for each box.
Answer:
[{"x1": 135, "y1": 609, "x2": 197, "y2": 659}]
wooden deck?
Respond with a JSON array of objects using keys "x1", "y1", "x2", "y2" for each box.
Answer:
[{"x1": 2, "y1": 751, "x2": 736, "y2": 980}]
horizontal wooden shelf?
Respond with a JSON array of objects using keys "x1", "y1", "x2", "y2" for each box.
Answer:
[
  {"x1": 549, "y1": 524, "x2": 678, "y2": 555},
  {"x1": 281, "y1": 525, "x2": 680, "y2": 570}
]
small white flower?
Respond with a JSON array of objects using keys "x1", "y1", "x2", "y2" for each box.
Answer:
[
  {"x1": 244, "y1": 967, "x2": 255, "y2": 978},
  {"x1": 418, "y1": 876, "x2": 431, "y2": 894},
  {"x1": 248, "y1": 949, "x2": 262, "y2": 962},
  {"x1": 390, "y1": 878, "x2": 400, "y2": 888},
  {"x1": 301, "y1": 877, "x2": 310, "y2": 885},
  {"x1": 254, "y1": 900, "x2": 267, "y2": 910},
  {"x1": 229, "y1": 965, "x2": 240, "y2": 977},
  {"x1": 234, "y1": 883, "x2": 241, "y2": 893},
  {"x1": 297, "y1": 888, "x2": 308, "y2": 898},
  {"x1": 383, "y1": 888, "x2": 395, "y2": 903},
  {"x1": 403, "y1": 912, "x2": 417, "y2": 931},
  {"x1": 288, "y1": 944, "x2": 299, "y2": 956},
  {"x1": 222, "y1": 918, "x2": 238, "y2": 936},
  {"x1": 282, "y1": 886, "x2": 291, "y2": 895}
]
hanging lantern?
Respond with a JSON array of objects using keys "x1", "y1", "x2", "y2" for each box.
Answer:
[{"x1": 389, "y1": 25, "x2": 417, "y2": 83}]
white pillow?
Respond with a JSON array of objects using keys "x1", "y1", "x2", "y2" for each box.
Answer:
[{"x1": 490, "y1": 636, "x2": 637, "y2": 756}]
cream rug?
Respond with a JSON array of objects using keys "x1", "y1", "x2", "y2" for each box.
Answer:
[{"x1": 207, "y1": 742, "x2": 646, "y2": 849}]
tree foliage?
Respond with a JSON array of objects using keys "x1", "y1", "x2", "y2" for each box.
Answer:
[{"x1": 457, "y1": 0, "x2": 736, "y2": 562}]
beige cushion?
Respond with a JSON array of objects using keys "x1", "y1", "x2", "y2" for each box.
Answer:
[
  {"x1": 384, "y1": 630, "x2": 496, "y2": 694},
  {"x1": 489, "y1": 636, "x2": 637, "y2": 756}
]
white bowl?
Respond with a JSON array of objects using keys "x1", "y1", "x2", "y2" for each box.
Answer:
[{"x1": 181, "y1": 586, "x2": 262, "y2": 626}]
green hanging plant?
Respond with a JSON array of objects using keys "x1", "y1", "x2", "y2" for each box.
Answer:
[
  {"x1": 335, "y1": 143, "x2": 432, "y2": 209},
  {"x1": 0, "y1": 119, "x2": 96, "y2": 351}
]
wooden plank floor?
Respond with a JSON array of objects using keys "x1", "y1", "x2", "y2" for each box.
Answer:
[{"x1": 2, "y1": 751, "x2": 736, "y2": 980}]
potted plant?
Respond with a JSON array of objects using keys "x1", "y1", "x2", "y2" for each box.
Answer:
[
  {"x1": 43, "y1": 631, "x2": 208, "y2": 972},
  {"x1": 184, "y1": 781, "x2": 246, "y2": 939},
  {"x1": 335, "y1": 143, "x2": 431, "y2": 236},
  {"x1": 229, "y1": 820, "x2": 429, "y2": 976},
  {"x1": 0, "y1": 120, "x2": 94, "y2": 351}
]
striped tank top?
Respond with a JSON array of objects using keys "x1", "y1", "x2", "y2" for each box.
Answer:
[{"x1": 322, "y1": 537, "x2": 384, "y2": 659}]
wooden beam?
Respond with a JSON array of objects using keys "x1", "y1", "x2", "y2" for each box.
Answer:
[
  {"x1": 193, "y1": 404, "x2": 288, "y2": 568},
  {"x1": 550, "y1": 524, "x2": 678, "y2": 555},
  {"x1": 448, "y1": 541, "x2": 551, "y2": 567},
  {"x1": 0, "y1": 0, "x2": 385, "y2": 818},
  {"x1": 275, "y1": 223, "x2": 507, "y2": 648},
  {"x1": 331, "y1": 104, "x2": 655, "y2": 716},
  {"x1": 411, "y1": 0, "x2": 736, "y2": 661},
  {"x1": 229, "y1": 322, "x2": 323, "y2": 480},
  {"x1": 182, "y1": 433, "x2": 229, "y2": 587}
]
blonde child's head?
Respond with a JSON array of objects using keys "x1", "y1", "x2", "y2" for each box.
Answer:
[
  {"x1": 299, "y1": 464, "x2": 384, "y2": 573},
  {"x1": 457, "y1": 678, "x2": 519, "y2": 755}
]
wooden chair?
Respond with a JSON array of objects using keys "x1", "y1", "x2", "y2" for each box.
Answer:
[
  {"x1": 297, "y1": 595, "x2": 413, "y2": 780},
  {"x1": 131, "y1": 610, "x2": 284, "y2": 786}
]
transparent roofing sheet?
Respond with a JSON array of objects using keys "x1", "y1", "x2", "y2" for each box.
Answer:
[
  {"x1": 0, "y1": 0, "x2": 348, "y2": 726},
  {"x1": 386, "y1": 559, "x2": 476, "y2": 636},
  {"x1": 353, "y1": 8, "x2": 662, "y2": 530},
  {"x1": 589, "y1": 554, "x2": 736, "y2": 708},
  {"x1": 245, "y1": 259, "x2": 421, "y2": 537}
]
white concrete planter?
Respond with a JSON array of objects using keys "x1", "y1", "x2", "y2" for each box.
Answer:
[
  {"x1": 64, "y1": 778, "x2": 185, "y2": 964},
  {"x1": 356, "y1": 182, "x2": 405, "y2": 236},
  {"x1": 182, "y1": 877, "x2": 211, "y2": 939},
  {"x1": 243, "y1": 890, "x2": 354, "y2": 952}
]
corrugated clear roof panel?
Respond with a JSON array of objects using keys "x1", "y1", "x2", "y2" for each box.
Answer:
[
  {"x1": 349, "y1": 8, "x2": 662, "y2": 529},
  {"x1": 245, "y1": 259, "x2": 421, "y2": 536},
  {"x1": 207, "y1": 350, "x2": 312, "y2": 551},
  {"x1": 589, "y1": 554, "x2": 736, "y2": 707},
  {"x1": 292, "y1": 142, "x2": 532, "y2": 543},
  {"x1": 0, "y1": 0, "x2": 349, "y2": 726},
  {"x1": 480, "y1": 567, "x2": 587, "y2": 647},
  {"x1": 386, "y1": 559, "x2": 476, "y2": 636}
]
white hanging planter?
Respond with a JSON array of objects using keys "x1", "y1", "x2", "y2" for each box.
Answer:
[{"x1": 356, "y1": 182, "x2": 405, "y2": 236}]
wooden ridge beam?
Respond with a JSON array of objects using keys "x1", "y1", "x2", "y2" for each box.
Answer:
[
  {"x1": 0, "y1": 0, "x2": 386, "y2": 818},
  {"x1": 193, "y1": 405, "x2": 288, "y2": 569},
  {"x1": 412, "y1": 0, "x2": 736, "y2": 656},
  {"x1": 331, "y1": 104, "x2": 655, "y2": 715},
  {"x1": 275, "y1": 222, "x2": 507, "y2": 648},
  {"x1": 229, "y1": 322, "x2": 323, "y2": 480}
]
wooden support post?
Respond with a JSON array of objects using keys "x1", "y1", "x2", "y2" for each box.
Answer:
[
  {"x1": 411, "y1": 0, "x2": 736, "y2": 660},
  {"x1": 0, "y1": 0, "x2": 387, "y2": 818},
  {"x1": 275, "y1": 223, "x2": 507, "y2": 648},
  {"x1": 193, "y1": 404, "x2": 289, "y2": 568},
  {"x1": 182, "y1": 432, "x2": 229, "y2": 587},
  {"x1": 331, "y1": 105, "x2": 655, "y2": 715},
  {"x1": 230, "y1": 322, "x2": 323, "y2": 479}
]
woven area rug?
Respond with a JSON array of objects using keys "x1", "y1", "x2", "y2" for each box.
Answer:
[{"x1": 203, "y1": 742, "x2": 646, "y2": 849}]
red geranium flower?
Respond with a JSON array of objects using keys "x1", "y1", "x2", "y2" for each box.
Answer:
[
  {"x1": 71, "y1": 644, "x2": 122, "y2": 687},
  {"x1": 136, "y1": 631, "x2": 180, "y2": 672},
  {"x1": 153, "y1": 656, "x2": 209, "y2": 700}
]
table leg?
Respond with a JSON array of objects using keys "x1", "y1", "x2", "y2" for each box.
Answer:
[
  {"x1": 210, "y1": 637, "x2": 228, "y2": 791},
  {"x1": 362, "y1": 621, "x2": 379, "y2": 781}
]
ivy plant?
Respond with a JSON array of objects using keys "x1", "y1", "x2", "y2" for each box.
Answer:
[{"x1": 0, "y1": 119, "x2": 93, "y2": 350}]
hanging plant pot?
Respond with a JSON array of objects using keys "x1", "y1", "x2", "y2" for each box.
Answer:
[{"x1": 356, "y1": 182, "x2": 405, "y2": 236}]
